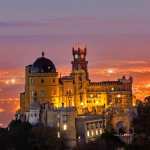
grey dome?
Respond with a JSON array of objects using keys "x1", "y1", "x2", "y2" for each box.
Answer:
[{"x1": 31, "y1": 52, "x2": 56, "y2": 73}]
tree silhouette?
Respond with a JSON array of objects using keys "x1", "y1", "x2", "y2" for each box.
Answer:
[
  {"x1": 79, "y1": 131, "x2": 125, "y2": 150},
  {"x1": 28, "y1": 127, "x2": 62, "y2": 150},
  {"x1": 0, "y1": 120, "x2": 64, "y2": 150},
  {"x1": 8, "y1": 120, "x2": 32, "y2": 150},
  {"x1": 130, "y1": 97, "x2": 150, "y2": 149}
]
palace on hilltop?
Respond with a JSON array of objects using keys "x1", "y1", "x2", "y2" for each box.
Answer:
[
  {"x1": 18, "y1": 46, "x2": 134, "y2": 146},
  {"x1": 20, "y1": 47, "x2": 133, "y2": 114}
]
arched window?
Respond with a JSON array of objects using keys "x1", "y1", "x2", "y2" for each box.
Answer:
[
  {"x1": 41, "y1": 79, "x2": 44, "y2": 84},
  {"x1": 53, "y1": 79, "x2": 55, "y2": 83}
]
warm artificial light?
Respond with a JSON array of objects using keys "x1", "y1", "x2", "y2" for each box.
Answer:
[
  {"x1": 87, "y1": 130, "x2": 90, "y2": 137},
  {"x1": 63, "y1": 124, "x2": 67, "y2": 131},
  {"x1": 117, "y1": 94, "x2": 121, "y2": 98}
]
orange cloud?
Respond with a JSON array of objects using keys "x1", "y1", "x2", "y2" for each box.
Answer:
[{"x1": 0, "y1": 108, "x2": 5, "y2": 113}]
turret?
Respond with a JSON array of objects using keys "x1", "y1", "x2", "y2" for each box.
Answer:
[{"x1": 71, "y1": 46, "x2": 89, "y2": 79}]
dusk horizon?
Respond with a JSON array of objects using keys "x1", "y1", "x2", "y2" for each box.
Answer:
[{"x1": 0, "y1": 1, "x2": 150, "y2": 146}]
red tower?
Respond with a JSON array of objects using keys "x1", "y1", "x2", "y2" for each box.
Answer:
[{"x1": 71, "y1": 47, "x2": 89, "y2": 79}]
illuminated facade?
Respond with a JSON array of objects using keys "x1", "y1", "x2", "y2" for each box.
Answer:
[{"x1": 20, "y1": 47, "x2": 133, "y2": 114}]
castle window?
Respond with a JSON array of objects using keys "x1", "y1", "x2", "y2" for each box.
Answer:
[
  {"x1": 80, "y1": 85, "x2": 82, "y2": 89},
  {"x1": 48, "y1": 66, "x2": 51, "y2": 70},
  {"x1": 79, "y1": 76, "x2": 82, "y2": 81},
  {"x1": 75, "y1": 54, "x2": 78, "y2": 59},
  {"x1": 115, "y1": 98, "x2": 118, "y2": 103},
  {"x1": 52, "y1": 89, "x2": 56, "y2": 96},
  {"x1": 63, "y1": 115, "x2": 67, "y2": 122},
  {"x1": 87, "y1": 130, "x2": 90, "y2": 137},
  {"x1": 96, "y1": 122, "x2": 99, "y2": 128},
  {"x1": 53, "y1": 79, "x2": 55, "y2": 83},
  {"x1": 41, "y1": 79, "x2": 44, "y2": 84},
  {"x1": 34, "y1": 92, "x2": 37, "y2": 97},
  {"x1": 119, "y1": 99, "x2": 122, "y2": 103},
  {"x1": 99, "y1": 121, "x2": 103, "y2": 127},
  {"x1": 86, "y1": 123, "x2": 89, "y2": 130},
  {"x1": 31, "y1": 91, "x2": 34, "y2": 97},
  {"x1": 111, "y1": 87, "x2": 114, "y2": 91},
  {"x1": 90, "y1": 124, "x2": 93, "y2": 129}
]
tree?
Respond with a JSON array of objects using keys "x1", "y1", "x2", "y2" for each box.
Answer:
[
  {"x1": 0, "y1": 120, "x2": 32, "y2": 150},
  {"x1": 0, "y1": 120, "x2": 64, "y2": 150},
  {"x1": 79, "y1": 130, "x2": 125, "y2": 150},
  {"x1": 8, "y1": 120, "x2": 32, "y2": 150},
  {"x1": 133, "y1": 97, "x2": 150, "y2": 137},
  {"x1": 130, "y1": 97, "x2": 150, "y2": 149},
  {"x1": 28, "y1": 127, "x2": 63, "y2": 150},
  {"x1": 0, "y1": 127, "x2": 10, "y2": 150}
]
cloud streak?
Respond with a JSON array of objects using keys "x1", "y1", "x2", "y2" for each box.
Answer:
[{"x1": 0, "y1": 16, "x2": 150, "y2": 36}]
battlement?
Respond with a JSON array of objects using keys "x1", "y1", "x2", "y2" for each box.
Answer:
[
  {"x1": 72, "y1": 47, "x2": 87, "y2": 56},
  {"x1": 90, "y1": 76, "x2": 133, "y2": 86}
]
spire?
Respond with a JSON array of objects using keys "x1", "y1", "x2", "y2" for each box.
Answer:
[{"x1": 42, "y1": 51, "x2": 45, "y2": 57}]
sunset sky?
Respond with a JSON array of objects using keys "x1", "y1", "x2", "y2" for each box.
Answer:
[{"x1": 0, "y1": 0, "x2": 150, "y2": 126}]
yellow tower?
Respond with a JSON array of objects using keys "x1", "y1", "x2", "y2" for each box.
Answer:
[{"x1": 20, "y1": 52, "x2": 60, "y2": 112}]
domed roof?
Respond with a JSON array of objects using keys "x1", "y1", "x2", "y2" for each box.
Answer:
[{"x1": 31, "y1": 52, "x2": 56, "y2": 73}]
